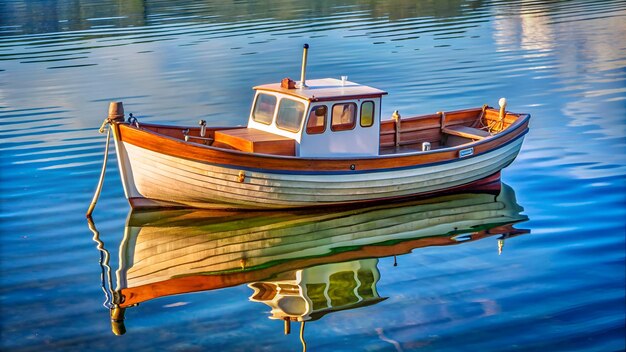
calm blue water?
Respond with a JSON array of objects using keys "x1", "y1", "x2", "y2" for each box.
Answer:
[{"x1": 1, "y1": 0, "x2": 625, "y2": 351}]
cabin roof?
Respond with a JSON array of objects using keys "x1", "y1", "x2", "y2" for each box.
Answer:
[{"x1": 254, "y1": 78, "x2": 388, "y2": 102}]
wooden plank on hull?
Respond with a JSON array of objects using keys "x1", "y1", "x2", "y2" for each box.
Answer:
[
  {"x1": 122, "y1": 135, "x2": 521, "y2": 209},
  {"x1": 123, "y1": 139, "x2": 520, "y2": 205},
  {"x1": 125, "y1": 136, "x2": 521, "y2": 189},
  {"x1": 126, "y1": 162, "x2": 514, "y2": 209},
  {"x1": 115, "y1": 108, "x2": 528, "y2": 174}
]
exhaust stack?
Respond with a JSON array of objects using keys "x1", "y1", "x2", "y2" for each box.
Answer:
[{"x1": 298, "y1": 44, "x2": 309, "y2": 88}]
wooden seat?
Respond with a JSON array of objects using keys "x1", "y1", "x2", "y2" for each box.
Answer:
[
  {"x1": 442, "y1": 125, "x2": 491, "y2": 140},
  {"x1": 214, "y1": 128, "x2": 295, "y2": 156}
]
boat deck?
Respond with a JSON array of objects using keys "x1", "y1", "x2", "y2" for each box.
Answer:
[
  {"x1": 137, "y1": 106, "x2": 523, "y2": 159},
  {"x1": 379, "y1": 144, "x2": 440, "y2": 155}
]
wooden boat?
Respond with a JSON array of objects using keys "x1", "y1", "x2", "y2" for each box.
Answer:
[
  {"x1": 104, "y1": 45, "x2": 530, "y2": 210},
  {"x1": 91, "y1": 183, "x2": 528, "y2": 335}
]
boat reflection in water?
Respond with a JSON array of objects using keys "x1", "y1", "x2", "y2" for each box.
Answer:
[{"x1": 89, "y1": 182, "x2": 529, "y2": 343}]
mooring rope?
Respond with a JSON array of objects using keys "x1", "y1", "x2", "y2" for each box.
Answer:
[
  {"x1": 87, "y1": 217, "x2": 114, "y2": 308},
  {"x1": 300, "y1": 321, "x2": 307, "y2": 352},
  {"x1": 86, "y1": 121, "x2": 111, "y2": 217}
]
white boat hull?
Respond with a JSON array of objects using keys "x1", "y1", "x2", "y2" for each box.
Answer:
[{"x1": 113, "y1": 135, "x2": 524, "y2": 209}]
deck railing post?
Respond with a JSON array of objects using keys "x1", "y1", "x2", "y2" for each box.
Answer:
[{"x1": 392, "y1": 110, "x2": 401, "y2": 147}]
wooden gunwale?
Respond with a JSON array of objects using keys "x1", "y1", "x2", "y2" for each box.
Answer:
[
  {"x1": 311, "y1": 94, "x2": 387, "y2": 102},
  {"x1": 122, "y1": 129, "x2": 526, "y2": 175},
  {"x1": 116, "y1": 112, "x2": 529, "y2": 174},
  {"x1": 126, "y1": 140, "x2": 514, "y2": 188}
]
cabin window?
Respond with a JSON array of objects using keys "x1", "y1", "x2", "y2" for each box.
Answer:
[
  {"x1": 328, "y1": 271, "x2": 359, "y2": 306},
  {"x1": 276, "y1": 98, "x2": 306, "y2": 132},
  {"x1": 252, "y1": 93, "x2": 277, "y2": 125},
  {"x1": 360, "y1": 101, "x2": 375, "y2": 127},
  {"x1": 331, "y1": 103, "x2": 356, "y2": 131},
  {"x1": 306, "y1": 105, "x2": 327, "y2": 134}
]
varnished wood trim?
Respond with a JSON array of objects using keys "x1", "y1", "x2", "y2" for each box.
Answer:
[
  {"x1": 214, "y1": 128, "x2": 295, "y2": 155},
  {"x1": 442, "y1": 126, "x2": 491, "y2": 140},
  {"x1": 115, "y1": 111, "x2": 529, "y2": 174},
  {"x1": 312, "y1": 93, "x2": 387, "y2": 102},
  {"x1": 254, "y1": 86, "x2": 387, "y2": 102}
]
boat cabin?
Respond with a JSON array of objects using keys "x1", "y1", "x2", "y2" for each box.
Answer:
[
  {"x1": 213, "y1": 78, "x2": 387, "y2": 157},
  {"x1": 209, "y1": 76, "x2": 514, "y2": 159},
  {"x1": 248, "y1": 259, "x2": 383, "y2": 322}
]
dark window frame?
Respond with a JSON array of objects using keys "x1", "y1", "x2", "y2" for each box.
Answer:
[
  {"x1": 330, "y1": 102, "x2": 357, "y2": 132},
  {"x1": 305, "y1": 105, "x2": 328, "y2": 135},
  {"x1": 360, "y1": 101, "x2": 375, "y2": 128}
]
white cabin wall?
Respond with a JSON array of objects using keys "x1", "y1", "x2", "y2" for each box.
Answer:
[
  {"x1": 299, "y1": 98, "x2": 381, "y2": 157},
  {"x1": 245, "y1": 90, "x2": 383, "y2": 157}
]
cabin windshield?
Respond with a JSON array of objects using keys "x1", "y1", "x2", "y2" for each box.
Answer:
[
  {"x1": 252, "y1": 93, "x2": 277, "y2": 124},
  {"x1": 251, "y1": 92, "x2": 306, "y2": 133},
  {"x1": 276, "y1": 98, "x2": 306, "y2": 132}
]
